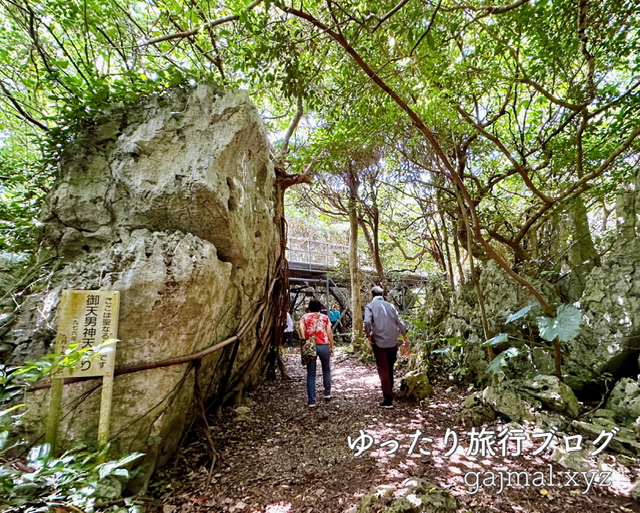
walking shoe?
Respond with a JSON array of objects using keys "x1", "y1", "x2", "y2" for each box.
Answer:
[
  {"x1": 378, "y1": 401, "x2": 394, "y2": 409},
  {"x1": 308, "y1": 402, "x2": 317, "y2": 408},
  {"x1": 323, "y1": 394, "x2": 333, "y2": 401}
]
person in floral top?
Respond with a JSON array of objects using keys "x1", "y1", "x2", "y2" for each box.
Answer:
[{"x1": 299, "y1": 299, "x2": 335, "y2": 406}]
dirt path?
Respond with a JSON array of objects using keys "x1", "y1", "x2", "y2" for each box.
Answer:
[{"x1": 156, "y1": 349, "x2": 639, "y2": 513}]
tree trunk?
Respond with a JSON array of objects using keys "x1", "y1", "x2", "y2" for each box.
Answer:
[
  {"x1": 436, "y1": 204, "x2": 455, "y2": 290},
  {"x1": 346, "y1": 170, "x2": 364, "y2": 349},
  {"x1": 358, "y1": 215, "x2": 384, "y2": 283},
  {"x1": 566, "y1": 196, "x2": 600, "y2": 298}
]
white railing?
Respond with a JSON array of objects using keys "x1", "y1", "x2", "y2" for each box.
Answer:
[{"x1": 286, "y1": 237, "x2": 348, "y2": 268}]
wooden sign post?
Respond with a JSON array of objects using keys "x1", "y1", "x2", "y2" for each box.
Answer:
[{"x1": 46, "y1": 290, "x2": 120, "y2": 456}]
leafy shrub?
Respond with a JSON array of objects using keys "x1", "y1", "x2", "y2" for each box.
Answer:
[
  {"x1": 482, "y1": 304, "x2": 584, "y2": 377},
  {"x1": 0, "y1": 357, "x2": 143, "y2": 512}
]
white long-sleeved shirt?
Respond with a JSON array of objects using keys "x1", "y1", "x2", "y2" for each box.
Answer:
[{"x1": 364, "y1": 296, "x2": 407, "y2": 348}]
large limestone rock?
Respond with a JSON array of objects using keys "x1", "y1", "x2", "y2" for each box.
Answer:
[
  {"x1": 519, "y1": 375, "x2": 580, "y2": 418},
  {"x1": 424, "y1": 178, "x2": 640, "y2": 394},
  {"x1": 563, "y1": 180, "x2": 640, "y2": 392},
  {"x1": 441, "y1": 262, "x2": 560, "y2": 343},
  {"x1": 3, "y1": 84, "x2": 281, "y2": 477},
  {"x1": 455, "y1": 392, "x2": 496, "y2": 427},
  {"x1": 606, "y1": 377, "x2": 640, "y2": 426},
  {"x1": 565, "y1": 238, "x2": 640, "y2": 391},
  {"x1": 465, "y1": 376, "x2": 579, "y2": 427},
  {"x1": 481, "y1": 382, "x2": 542, "y2": 424},
  {"x1": 437, "y1": 263, "x2": 560, "y2": 385},
  {"x1": 572, "y1": 417, "x2": 640, "y2": 458}
]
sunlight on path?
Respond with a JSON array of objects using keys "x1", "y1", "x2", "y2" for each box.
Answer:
[{"x1": 162, "y1": 348, "x2": 640, "y2": 513}]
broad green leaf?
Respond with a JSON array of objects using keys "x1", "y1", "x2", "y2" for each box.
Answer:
[
  {"x1": 98, "y1": 462, "x2": 118, "y2": 479},
  {"x1": 536, "y1": 304, "x2": 583, "y2": 342},
  {"x1": 97, "y1": 452, "x2": 143, "y2": 479},
  {"x1": 482, "y1": 333, "x2": 508, "y2": 346},
  {"x1": 27, "y1": 444, "x2": 51, "y2": 466},
  {"x1": 112, "y1": 468, "x2": 129, "y2": 478},
  {"x1": 0, "y1": 430, "x2": 8, "y2": 451},
  {"x1": 115, "y1": 452, "x2": 144, "y2": 466},
  {"x1": 426, "y1": 32, "x2": 435, "y2": 49},
  {"x1": 506, "y1": 305, "x2": 533, "y2": 324},
  {"x1": 486, "y1": 347, "x2": 519, "y2": 375}
]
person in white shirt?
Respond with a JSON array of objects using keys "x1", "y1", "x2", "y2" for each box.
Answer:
[
  {"x1": 284, "y1": 311, "x2": 294, "y2": 348},
  {"x1": 364, "y1": 286, "x2": 409, "y2": 408}
]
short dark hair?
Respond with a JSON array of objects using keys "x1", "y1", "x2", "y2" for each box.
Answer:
[
  {"x1": 308, "y1": 299, "x2": 323, "y2": 312},
  {"x1": 371, "y1": 286, "x2": 384, "y2": 296}
]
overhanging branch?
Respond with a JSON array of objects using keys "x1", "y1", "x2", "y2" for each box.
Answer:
[{"x1": 140, "y1": 0, "x2": 263, "y2": 46}]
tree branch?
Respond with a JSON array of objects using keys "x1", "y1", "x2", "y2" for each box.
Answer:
[
  {"x1": 140, "y1": 0, "x2": 263, "y2": 46},
  {"x1": 371, "y1": 0, "x2": 412, "y2": 32},
  {"x1": 0, "y1": 81, "x2": 48, "y2": 131},
  {"x1": 514, "y1": 124, "x2": 640, "y2": 244},
  {"x1": 281, "y1": 3, "x2": 555, "y2": 315},
  {"x1": 277, "y1": 94, "x2": 304, "y2": 159},
  {"x1": 456, "y1": 105, "x2": 554, "y2": 205},
  {"x1": 410, "y1": 0, "x2": 442, "y2": 56}
]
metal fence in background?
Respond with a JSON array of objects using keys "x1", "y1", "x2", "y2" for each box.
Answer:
[{"x1": 286, "y1": 237, "x2": 348, "y2": 269}]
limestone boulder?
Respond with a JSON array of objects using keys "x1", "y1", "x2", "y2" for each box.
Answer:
[
  {"x1": 565, "y1": 200, "x2": 640, "y2": 392},
  {"x1": 516, "y1": 375, "x2": 580, "y2": 418},
  {"x1": 477, "y1": 376, "x2": 579, "y2": 427},
  {"x1": 550, "y1": 445, "x2": 590, "y2": 472},
  {"x1": 572, "y1": 417, "x2": 640, "y2": 458},
  {"x1": 455, "y1": 391, "x2": 496, "y2": 427},
  {"x1": 2, "y1": 84, "x2": 281, "y2": 479},
  {"x1": 605, "y1": 377, "x2": 640, "y2": 426},
  {"x1": 457, "y1": 405, "x2": 497, "y2": 428},
  {"x1": 438, "y1": 262, "x2": 560, "y2": 386},
  {"x1": 402, "y1": 370, "x2": 434, "y2": 400},
  {"x1": 481, "y1": 382, "x2": 542, "y2": 423},
  {"x1": 352, "y1": 479, "x2": 458, "y2": 513}
]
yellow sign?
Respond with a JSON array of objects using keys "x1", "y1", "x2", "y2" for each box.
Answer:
[{"x1": 55, "y1": 290, "x2": 120, "y2": 378}]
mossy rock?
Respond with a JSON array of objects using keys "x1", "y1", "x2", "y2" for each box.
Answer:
[
  {"x1": 354, "y1": 480, "x2": 458, "y2": 513},
  {"x1": 516, "y1": 375, "x2": 580, "y2": 418},
  {"x1": 402, "y1": 371, "x2": 434, "y2": 400}
]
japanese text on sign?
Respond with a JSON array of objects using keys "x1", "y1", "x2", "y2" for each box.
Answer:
[{"x1": 56, "y1": 290, "x2": 120, "y2": 378}]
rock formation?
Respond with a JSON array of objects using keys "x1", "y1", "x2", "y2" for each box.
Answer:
[
  {"x1": 428, "y1": 176, "x2": 640, "y2": 393},
  {"x1": 2, "y1": 84, "x2": 282, "y2": 482}
]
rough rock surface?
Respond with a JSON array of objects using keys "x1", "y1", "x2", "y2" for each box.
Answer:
[
  {"x1": 461, "y1": 376, "x2": 579, "y2": 428},
  {"x1": 352, "y1": 479, "x2": 458, "y2": 513},
  {"x1": 426, "y1": 181, "x2": 640, "y2": 394},
  {"x1": 518, "y1": 375, "x2": 580, "y2": 418},
  {"x1": 606, "y1": 377, "x2": 640, "y2": 426},
  {"x1": 437, "y1": 263, "x2": 560, "y2": 385},
  {"x1": 440, "y1": 263, "x2": 559, "y2": 343},
  {"x1": 550, "y1": 445, "x2": 591, "y2": 472},
  {"x1": 401, "y1": 370, "x2": 434, "y2": 400},
  {"x1": 3, "y1": 84, "x2": 281, "y2": 478},
  {"x1": 572, "y1": 418, "x2": 640, "y2": 458},
  {"x1": 566, "y1": 232, "x2": 640, "y2": 392},
  {"x1": 455, "y1": 391, "x2": 496, "y2": 427}
]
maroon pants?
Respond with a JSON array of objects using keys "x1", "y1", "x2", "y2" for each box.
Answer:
[{"x1": 372, "y1": 344, "x2": 398, "y2": 403}]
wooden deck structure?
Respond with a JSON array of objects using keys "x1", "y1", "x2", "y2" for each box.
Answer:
[{"x1": 285, "y1": 237, "x2": 428, "y2": 318}]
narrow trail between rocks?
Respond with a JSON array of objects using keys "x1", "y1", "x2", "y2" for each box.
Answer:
[{"x1": 158, "y1": 349, "x2": 639, "y2": 513}]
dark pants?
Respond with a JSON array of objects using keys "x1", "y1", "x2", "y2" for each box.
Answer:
[
  {"x1": 372, "y1": 344, "x2": 398, "y2": 403},
  {"x1": 284, "y1": 331, "x2": 294, "y2": 347},
  {"x1": 306, "y1": 343, "x2": 332, "y2": 403}
]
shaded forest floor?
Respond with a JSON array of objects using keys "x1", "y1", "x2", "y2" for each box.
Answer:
[{"x1": 154, "y1": 348, "x2": 640, "y2": 513}]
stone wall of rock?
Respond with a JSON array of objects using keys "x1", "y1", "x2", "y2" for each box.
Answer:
[
  {"x1": 2, "y1": 84, "x2": 281, "y2": 478},
  {"x1": 426, "y1": 178, "x2": 640, "y2": 393},
  {"x1": 565, "y1": 181, "x2": 640, "y2": 391}
]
